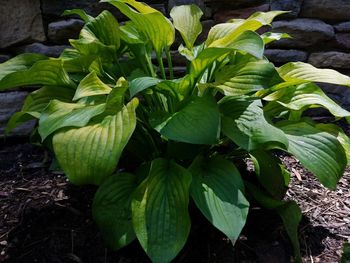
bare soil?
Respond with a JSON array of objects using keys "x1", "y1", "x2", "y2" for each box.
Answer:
[{"x1": 0, "y1": 139, "x2": 349, "y2": 263}]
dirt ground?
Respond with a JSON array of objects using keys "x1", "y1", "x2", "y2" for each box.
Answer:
[{"x1": 0, "y1": 139, "x2": 349, "y2": 263}]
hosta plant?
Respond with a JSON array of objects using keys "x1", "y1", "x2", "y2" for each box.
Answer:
[{"x1": 1, "y1": 1, "x2": 350, "y2": 262}]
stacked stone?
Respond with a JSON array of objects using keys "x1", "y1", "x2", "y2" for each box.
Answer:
[{"x1": 1, "y1": 0, "x2": 350, "y2": 136}]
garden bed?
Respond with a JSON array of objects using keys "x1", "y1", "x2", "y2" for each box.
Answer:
[{"x1": 0, "y1": 140, "x2": 349, "y2": 263}]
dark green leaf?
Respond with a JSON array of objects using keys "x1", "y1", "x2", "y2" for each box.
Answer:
[
  {"x1": 213, "y1": 61, "x2": 283, "y2": 96},
  {"x1": 250, "y1": 150, "x2": 288, "y2": 199},
  {"x1": 278, "y1": 121, "x2": 347, "y2": 190},
  {"x1": 154, "y1": 95, "x2": 221, "y2": 145},
  {"x1": 220, "y1": 97, "x2": 288, "y2": 151},
  {"x1": 92, "y1": 173, "x2": 137, "y2": 250},
  {"x1": 189, "y1": 155, "x2": 249, "y2": 241},
  {"x1": 132, "y1": 158, "x2": 191, "y2": 263}
]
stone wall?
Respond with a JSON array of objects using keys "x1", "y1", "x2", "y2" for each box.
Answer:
[{"x1": 1, "y1": 0, "x2": 350, "y2": 136}]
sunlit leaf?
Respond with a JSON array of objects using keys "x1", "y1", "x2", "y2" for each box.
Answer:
[
  {"x1": 170, "y1": 4, "x2": 203, "y2": 49},
  {"x1": 52, "y1": 98, "x2": 138, "y2": 185}
]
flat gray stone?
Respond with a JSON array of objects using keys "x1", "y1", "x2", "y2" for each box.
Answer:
[
  {"x1": 264, "y1": 49, "x2": 308, "y2": 63},
  {"x1": 335, "y1": 33, "x2": 350, "y2": 50},
  {"x1": 0, "y1": 0, "x2": 45, "y2": 48},
  {"x1": 0, "y1": 91, "x2": 35, "y2": 137},
  {"x1": 211, "y1": 0, "x2": 267, "y2": 10},
  {"x1": 300, "y1": 0, "x2": 350, "y2": 20},
  {"x1": 48, "y1": 19, "x2": 84, "y2": 43},
  {"x1": 14, "y1": 43, "x2": 70, "y2": 58},
  {"x1": 318, "y1": 83, "x2": 350, "y2": 110},
  {"x1": 334, "y1": 22, "x2": 350, "y2": 32},
  {"x1": 168, "y1": 0, "x2": 205, "y2": 12},
  {"x1": 270, "y1": 0, "x2": 303, "y2": 18},
  {"x1": 0, "y1": 55, "x2": 11, "y2": 63},
  {"x1": 214, "y1": 4, "x2": 269, "y2": 22},
  {"x1": 271, "y1": 19, "x2": 334, "y2": 48},
  {"x1": 41, "y1": 0, "x2": 97, "y2": 17},
  {"x1": 308, "y1": 51, "x2": 350, "y2": 69}
]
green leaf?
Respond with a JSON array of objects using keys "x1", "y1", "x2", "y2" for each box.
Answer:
[
  {"x1": 190, "y1": 47, "x2": 231, "y2": 79},
  {"x1": 213, "y1": 60, "x2": 283, "y2": 96},
  {"x1": 207, "y1": 11, "x2": 286, "y2": 48},
  {"x1": 63, "y1": 9, "x2": 93, "y2": 23},
  {"x1": 278, "y1": 62, "x2": 350, "y2": 86},
  {"x1": 316, "y1": 123, "x2": 350, "y2": 165},
  {"x1": 131, "y1": 158, "x2": 192, "y2": 263},
  {"x1": 225, "y1": 30, "x2": 264, "y2": 58},
  {"x1": 154, "y1": 95, "x2": 221, "y2": 145},
  {"x1": 59, "y1": 49, "x2": 96, "y2": 73},
  {"x1": 220, "y1": 97, "x2": 288, "y2": 151},
  {"x1": 73, "y1": 72, "x2": 112, "y2": 101},
  {"x1": 0, "y1": 59, "x2": 74, "y2": 90},
  {"x1": 70, "y1": 11, "x2": 120, "y2": 59},
  {"x1": 52, "y1": 98, "x2": 138, "y2": 185},
  {"x1": 38, "y1": 100, "x2": 106, "y2": 140},
  {"x1": 261, "y1": 32, "x2": 291, "y2": 45},
  {"x1": 189, "y1": 155, "x2": 249, "y2": 241},
  {"x1": 6, "y1": 86, "x2": 75, "y2": 134},
  {"x1": 278, "y1": 121, "x2": 347, "y2": 190},
  {"x1": 341, "y1": 243, "x2": 350, "y2": 263},
  {"x1": 129, "y1": 77, "x2": 161, "y2": 97},
  {"x1": 105, "y1": 0, "x2": 174, "y2": 55},
  {"x1": 264, "y1": 83, "x2": 350, "y2": 118},
  {"x1": 0, "y1": 53, "x2": 47, "y2": 80},
  {"x1": 81, "y1": 10, "x2": 120, "y2": 48},
  {"x1": 170, "y1": 4, "x2": 203, "y2": 49},
  {"x1": 250, "y1": 150, "x2": 288, "y2": 199},
  {"x1": 92, "y1": 172, "x2": 137, "y2": 250},
  {"x1": 105, "y1": 77, "x2": 129, "y2": 114},
  {"x1": 246, "y1": 182, "x2": 302, "y2": 263}
]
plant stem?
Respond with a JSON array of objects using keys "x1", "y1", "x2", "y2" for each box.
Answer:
[
  {"x1": 157, "y1": 52, "x2": 166, "y2": 80},
  {"x1": 165, "y1": 47, "x2": 174, "y2": 80},
  {"x1": 146, "y1": 54, "x2": 156, "y2": 78}
]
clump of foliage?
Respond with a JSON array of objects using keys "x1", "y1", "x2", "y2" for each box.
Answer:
[{"x1": 1, "y1": 1, "x2": 350, "y2": 262}]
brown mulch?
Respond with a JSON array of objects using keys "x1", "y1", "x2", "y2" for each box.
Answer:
[
  {"x1": 0, "y1": 141, "x2": 349, "y2": 263},
  {"x1": 283, "y1": 155, "x2": 350, "y2": 263}
]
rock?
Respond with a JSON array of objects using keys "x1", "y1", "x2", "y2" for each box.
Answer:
[
  {"x1": 150, "y1": 4, "x2": 166, "y2": 15},
  {"x1": 197, "y1": 20, "x2": 215, "y2": 43},
  {"x1": 264, "y1": 49, "x2": 308, "y2": 63},
  {"x1": 334, "y1": 22, "x2": 350, "y2": 32},
  {"x1": 0, "y1": 55, "x2": 11, "y2": 63},
  {"x1": 168, "y1": 0, "x2": 205, "y2": 12},
  {"x1": 271, "y1": 19, "x2": 334, "y2": 48},
  {"x1": 214, "y1": 4, "x2": 269, "y2": 22},
  {"x1": 300, "y1": 0, "x2": 350, "y2": 20},
  {"x1": 41, "y1": 0, "x2": 97, "y2": 17},
  {"x1": 270, "y1": 0, "x2": 303, "y2": 18},
  {"x1": 0, "y1": 92, "x2": 35, "y2": 137},
  {"x1": 0, "y1": 0, "x2": 45, "y2": 48},
  {"x1": 318, "y1": 83, "x2": 350, "y2": 110},
  {"x1": 308, "y1": 52, "x2": 350, "y2": 69},
  {"x1": 210, "y1": 0, "x2": 267, "y2": 10},
  {"x1": 14, "y1": 43, "x2": 70, "y2": 58},
  {"x1": 335, "y1": 33, "x2": 350, "y2": 50},
  {"x1": 48, "y1": 19, "x2": 85, "y2": 43}
]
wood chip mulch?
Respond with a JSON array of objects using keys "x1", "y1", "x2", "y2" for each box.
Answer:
[{"x1": 0, "y1": 142, "x2": 349, "y2": 263}]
